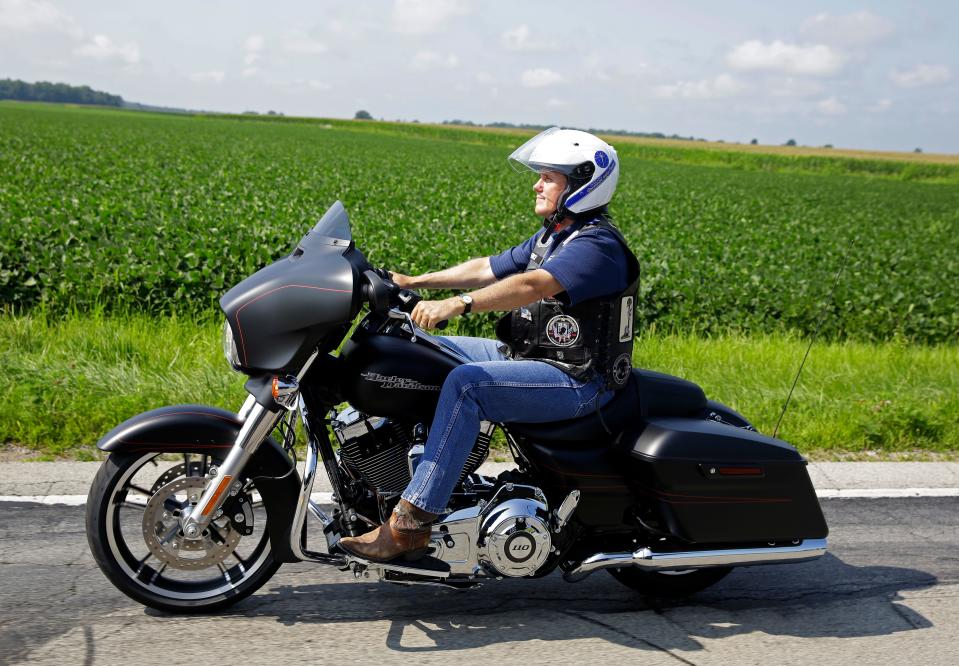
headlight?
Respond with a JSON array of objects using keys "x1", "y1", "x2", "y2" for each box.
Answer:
[{"x1": 222, "y1": 320, "x2": 241, "y2": 371}]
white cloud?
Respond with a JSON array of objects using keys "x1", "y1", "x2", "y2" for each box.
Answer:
[
  {"x1": 768, "y1": 77, "x2": 824, "y2": 98},
  {"x1": 242, "y1": 67, "x2": 260, "y2": 78},
  {"x1": 243, "y1": 34, "x2": 264, "y2": 65},
  {"x1": 267, "y1": 77, "x2": 332, "y2": 93},
  {"x1": 502, "y1": 24, "x2": 551, "y2": 52},
  {"x1": 392, "y1": 0, "x2": 469, "y2": 35},
  {"x1": 189, "y1": 70, "x2": 225, "y2": 83},
  {"x1": 0, "y1": 0, "x2": 80, "y2": 36},
  {"x1": 521, "y1": 67, "x2": 562, "y2": 88},
  {"x1": 411, "y1": 50, "x2": 459, "y2": 71},
  {"x1": 727, "y1": 40, "x2": 843, "y2": 76},
  {"x1": 74, "y1": 34, "x2": 140, "y2": 64},
  {"x1": 816, "y1": 97, "x2": 846, "y2": 116},
  {"x1": 284, "y1": 36, "x2": 327, "y2": 55},
  {"x1": 800, "y1": 11, "x2": 895, "y2": 48},
  {"x1": 653, "y1": 73, "x2": 746, "y2": 100},
  {"x1": 476, "y1": 71, "x2": 495, "y2": 85},
  {"x1": 890, "y1": 64, "x2": 951, "y2": 88},
  {"x1": 867, "y1": 98, "x2": 892, "y2": 113},
  {"x1": 546, "y1": 98, "x2": 567, "y2": 108}
]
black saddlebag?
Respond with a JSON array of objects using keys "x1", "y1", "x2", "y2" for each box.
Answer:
[{"x1": 626, "y1": 417, "x2": 828, "y2": 544}]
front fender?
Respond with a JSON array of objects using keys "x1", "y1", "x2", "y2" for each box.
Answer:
[{"x1": 98, "y1": 404, "x2": 302, "y2": 563}]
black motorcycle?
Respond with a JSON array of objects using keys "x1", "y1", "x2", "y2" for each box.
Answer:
[{"x1": 86, "y1": 201, "x2": 829, "y2": 613}]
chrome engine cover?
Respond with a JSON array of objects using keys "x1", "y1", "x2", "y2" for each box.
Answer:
[
  {"x1": 479, "y1": 497, "x2": 552, "y2": 577},
  {"x1": 429, "y1": 483, "x2": 552, "y2": 579}
]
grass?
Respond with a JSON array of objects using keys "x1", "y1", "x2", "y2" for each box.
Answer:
[{"x1": 2, "y1": 312, "x2": 956, "y2": 460}]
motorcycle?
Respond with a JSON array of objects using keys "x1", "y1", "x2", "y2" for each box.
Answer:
[{"x1": 86, "y1": 201, "x2": 829, "y2": 613}]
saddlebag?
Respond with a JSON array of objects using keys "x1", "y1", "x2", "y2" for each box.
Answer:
[{"x1": 626, "y1": 417, "x2": 828, "y2": 544}]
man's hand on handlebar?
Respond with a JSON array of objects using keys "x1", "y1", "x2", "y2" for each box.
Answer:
[
  {"x1": 386, "y1": 271, "x2": 414, "y2": 289},
  {"x1": 411, "y1": 297, "x2": 464, "y2": 329}
]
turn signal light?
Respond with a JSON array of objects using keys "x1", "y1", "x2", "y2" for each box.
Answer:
[{"x1": 271, "y1": 375, "x2": 299, "y2": 410}]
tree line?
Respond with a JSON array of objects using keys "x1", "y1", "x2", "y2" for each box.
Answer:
[{"x1": 0, "y1": 79, "x2": 123, "y2": 107}]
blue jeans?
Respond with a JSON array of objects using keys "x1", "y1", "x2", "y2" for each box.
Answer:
[{"x1": 401, "y1": 335, "x2": 613, "y2": 514}]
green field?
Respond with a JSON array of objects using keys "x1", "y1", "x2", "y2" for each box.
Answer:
[
  {"x1": 0, "y1": 102, "x2": 957, "y2": 458},
  {"x1": 2, "y1": 102, "x2": 958, "y2": 342}
]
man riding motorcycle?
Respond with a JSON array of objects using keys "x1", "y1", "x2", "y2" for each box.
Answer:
[{"x1": 340, "y1": 128, "x2": 640, "y2": 562}]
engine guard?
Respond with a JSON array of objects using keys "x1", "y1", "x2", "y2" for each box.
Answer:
[{"x1": 97, "y1": 404, "x2": 302, "y2": 563}]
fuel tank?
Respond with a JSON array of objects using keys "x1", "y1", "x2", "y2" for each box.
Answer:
[{"x1": 339, "y1": 326, "x2": 461, "y2": 421}]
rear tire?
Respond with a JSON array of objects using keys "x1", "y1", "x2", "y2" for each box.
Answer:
[
  {"x1": 607, "y1": 566, "x2": 732, "y2": 598},
  {"x1": 86, "y1": 451, "x2": 281, "y2": 614}
]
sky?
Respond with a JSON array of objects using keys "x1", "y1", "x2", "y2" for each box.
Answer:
[{"x1": 2, "y1": 0, "x2": 957, "y2": 152}]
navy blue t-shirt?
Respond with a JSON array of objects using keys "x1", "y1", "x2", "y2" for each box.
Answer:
[{"x1": 489, "y1": 218, "x2": 630, "y2": 306}]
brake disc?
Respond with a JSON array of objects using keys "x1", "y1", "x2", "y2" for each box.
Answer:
[
  {"x1": 142, "y1": 476, "x2": 242, "y2": 571},
  {"x1": 150, "y1": 461, "x2": 206, "y2": 493}
]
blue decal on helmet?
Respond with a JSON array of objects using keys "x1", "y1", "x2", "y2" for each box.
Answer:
[
  {"x1": 594, "y1": 150, "x2": 609, "y2": 168},
  {"x1": 565, "y1": 159, "x2": 616, "y2": 209}
]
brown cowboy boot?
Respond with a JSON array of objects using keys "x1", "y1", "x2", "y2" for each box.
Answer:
[{"x1": 338, "y1": 499, "x2": 437, "y2": 562}]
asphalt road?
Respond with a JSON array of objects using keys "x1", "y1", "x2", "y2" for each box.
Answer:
[{"x1": 2, "y1": 498, "x2": 957, "y2": 666}]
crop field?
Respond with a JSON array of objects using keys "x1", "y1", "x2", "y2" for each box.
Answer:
[
  {"x1": 0, "y1": 102, "x2": 957, "y2": 458},
  {"x1": 2, "y1": 101, "x2": 958, "y2": 343}
]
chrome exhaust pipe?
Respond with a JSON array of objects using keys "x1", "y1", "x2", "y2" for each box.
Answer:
[{"x1": 564, "y1": 538, "x2": 827, "y2": 583}]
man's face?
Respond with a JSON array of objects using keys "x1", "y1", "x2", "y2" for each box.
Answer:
[{"x1": 533, "y1": 171, "x2": 567, "y2": 217}]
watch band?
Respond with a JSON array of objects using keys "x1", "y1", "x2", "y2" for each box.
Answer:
[{"x1": 458, "y1": 294, "x2": 473, "y2": 315}]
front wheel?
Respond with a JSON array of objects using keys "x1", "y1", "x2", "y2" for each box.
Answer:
[
  {"x1": 86, "y1": 450, "x2": 281, "y2": 614},
  {"x1": 608, "y1": 566, "x2": 732, "y2": 598}
]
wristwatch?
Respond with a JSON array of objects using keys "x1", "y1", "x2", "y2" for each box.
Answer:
[{"x1": 457, "y1": 293, "x2": 473, "y2": 315}]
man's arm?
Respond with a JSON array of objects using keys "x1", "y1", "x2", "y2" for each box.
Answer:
[
  {"x1": 391, "y1": 257, "x2": 497, "y2": 290},
  {"x1": 410, "y1": 269, "x2": 564, "y2": 328}
]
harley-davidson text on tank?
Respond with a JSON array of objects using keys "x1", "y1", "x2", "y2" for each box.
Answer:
[{"x1": 360, "y1": 371, "x2": 441, "y2": 391}]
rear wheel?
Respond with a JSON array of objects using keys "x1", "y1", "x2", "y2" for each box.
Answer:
[
  {"x1": 86, "y1": 451, "x2": 281, "y2": 614},
  {"x1": 607, "y1": 566, "x2": 732, "y2": 598}
]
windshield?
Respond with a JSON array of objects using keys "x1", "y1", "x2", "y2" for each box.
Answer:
[{"x1": 310, "y1": 200, "x2": 352, "y2": 242}]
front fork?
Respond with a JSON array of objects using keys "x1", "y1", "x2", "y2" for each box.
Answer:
[
  {"x1": 181, "y1": 373, "x2": 345, "y2": 563},
  {"x1": 180, "y1": 397, "x2": 281, "y2": 538}
]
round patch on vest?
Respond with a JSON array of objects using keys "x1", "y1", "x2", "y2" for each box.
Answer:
[
  {"x1": 545, "y1": 315, "x2": 580, "y2": 347},
  {"x1": 612, "y1": 353, "x2": 632, "y2": 385}
]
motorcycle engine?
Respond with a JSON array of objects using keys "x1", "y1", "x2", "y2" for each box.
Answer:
[
  {"x1": 332, "y1": 406, "x2": 491, "y2": 493},
  {"x1": 479, "y1": 495, "x2": 552, "y2": 578}
]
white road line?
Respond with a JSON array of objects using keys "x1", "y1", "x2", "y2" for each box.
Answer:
[
  {"x1": 0, "y1": 492, "x2": 336, "y2": 506},
  {"x1": 816, "y1": 488, "x2": 959, "y2": 498},
  {"x1": 1, "y1": 489, "x2": 957, "y2": 505}
]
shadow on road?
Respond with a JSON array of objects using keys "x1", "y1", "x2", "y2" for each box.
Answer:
[{"x1": 231, "y1": 553, "x2": 937, "y2": 654}]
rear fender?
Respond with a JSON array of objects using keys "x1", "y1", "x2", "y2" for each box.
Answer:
[{"x1": 98, "y1": 404, "x2": 302, "y2": 563}]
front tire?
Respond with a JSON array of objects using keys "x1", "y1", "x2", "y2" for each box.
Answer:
[
  {"x1": 86, "y1": 451, "x2": 281, "y2": 614},
  {"x1": 608, "y1": 566, "x2": 732, "y2": 598}
]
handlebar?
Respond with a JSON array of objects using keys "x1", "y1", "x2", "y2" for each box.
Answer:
[{"x1": 362, "y1": 269, "x2": 448, "y2": 330}]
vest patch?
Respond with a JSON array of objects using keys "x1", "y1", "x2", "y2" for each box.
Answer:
[
  {"x1": 619, "y1": 296, "x2": 634, "y2": 342},
  {"x1": 545, "y1": 314, "x2": 580, "y2": 347},
  {"x1": 612, "y1": 353, "x2": 632, "y2": 385}
]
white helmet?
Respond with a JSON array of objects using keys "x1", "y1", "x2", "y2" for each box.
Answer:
[{"x1": 508, "y1": 127, "x2": 619, "y2": 217}]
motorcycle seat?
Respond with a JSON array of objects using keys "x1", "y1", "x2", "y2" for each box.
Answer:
[{"x1": 507, "y1": 369, "x2": 706, "y2": 443}]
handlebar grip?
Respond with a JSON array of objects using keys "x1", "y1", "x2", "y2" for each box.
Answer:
[{"x1": 436, "y1": 320, "x2": 448, "y2": 330}]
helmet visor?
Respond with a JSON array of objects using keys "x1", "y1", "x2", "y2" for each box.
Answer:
[{"x1": 507, "y1": 127, "x2": 575, "y2": 175}]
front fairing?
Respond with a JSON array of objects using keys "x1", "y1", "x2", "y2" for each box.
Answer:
[{"x1": 219, "y1": 201, "x2": 368, "y2": 373}]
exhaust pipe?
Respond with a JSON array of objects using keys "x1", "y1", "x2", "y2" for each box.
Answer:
[{"x1": 564, "y1": 538, "x2": 827, "y2": 582}]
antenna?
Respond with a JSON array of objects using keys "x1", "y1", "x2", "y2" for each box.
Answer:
[{"x1": 773, "y1": 238, "x2": 857, "y2": 439}]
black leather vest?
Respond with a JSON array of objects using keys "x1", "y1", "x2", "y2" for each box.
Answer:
[{"x1": 495, "y1": 217, "x2": 640, "y2": 390}]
